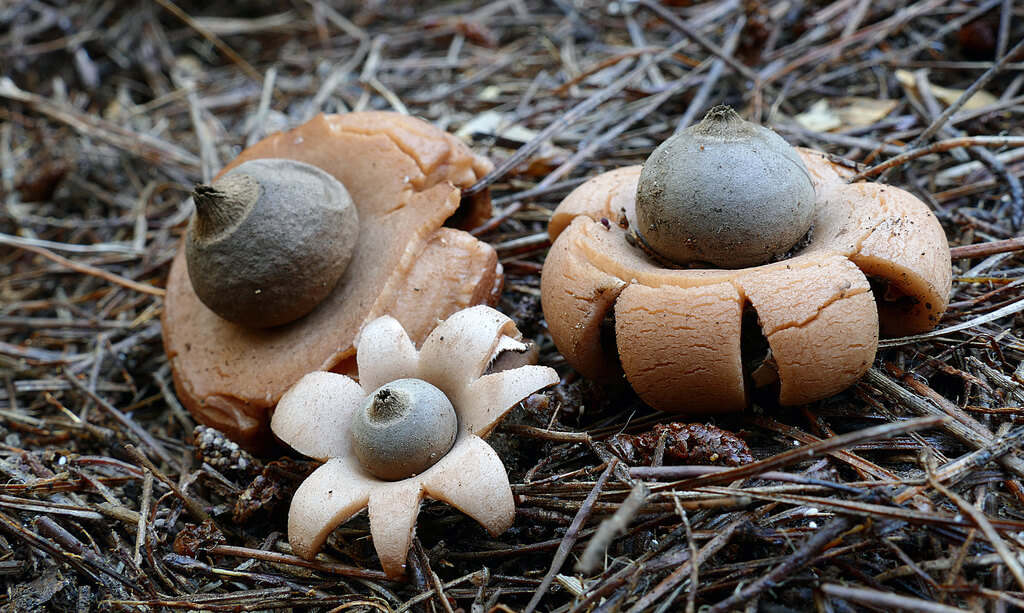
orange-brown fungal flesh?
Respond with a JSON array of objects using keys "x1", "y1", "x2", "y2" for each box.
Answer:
[
  {"x1": 541, "y1": 149, "x2": 950, "y2": 413},
  {"x1": 735, "y1": 254, "x2": 878, "y2": 405},
  {"x1": 163, "y1": 112, "x2": 498, "y2": 450},
  {"x1": 539, "y1": 223, "x2": 627, "y2": 381},
  {"x1": 615, "y1": 282, "x2": 746, "y2": 411},
  {"x1": 548, "y1": 166, "x2": 641, "y2": 240},
  {"x1": 840, "y1": 182, "x2": 952, "y2": 335}
]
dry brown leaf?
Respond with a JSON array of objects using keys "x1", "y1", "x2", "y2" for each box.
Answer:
[
  {"x1": 795, "y1": 98, "x2": 899, "y2": 132},
  {"x1": 895, "y1": 69, "x2": 998, "y2": 111}
]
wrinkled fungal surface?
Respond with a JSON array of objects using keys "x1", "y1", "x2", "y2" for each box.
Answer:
[
  {"x1": 541, "y1": 149, "x2": 951, "y2": 413},
  {"x1": 163, "y1": 112, "x2": 499, "y2": 451}
]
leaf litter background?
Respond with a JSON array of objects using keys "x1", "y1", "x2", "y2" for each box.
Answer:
[{"x1": 2, "y1": 1, "x2": 1024, "y2": 611}]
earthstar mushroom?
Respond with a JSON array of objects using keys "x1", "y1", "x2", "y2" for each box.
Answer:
[
  {"x1": 163, "y1": 111, "x2": 500, "y2": 451},
  {"x1": 541, "y1": 111, "x2": 951, "y2": 413},
  {"x1": 271, "y1": 306, "x2": 559, "y2": 577}
]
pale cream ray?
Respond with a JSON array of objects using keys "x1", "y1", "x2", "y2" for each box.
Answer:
[
  {"x1": 356, "y1": 315, "x2": 419, "y2": 393},
  {"x1": 287, "y1": 457, "x2": 372, "y2": 559},
  {"x1": 457, "y1": 366, "x2": 559, "y2": 437},
  {"x1": 417, "y1": 306, "x2": 520, "y2": 397},
  {"x1": 423, "y1": 435, "x2": 514, "y2": 536},
  {"x1": 367, "y1": 481, "x2": 425, "y2": 577},
  {"x1": 271, "y1": 371, "x2": 364, "y2": 461}
]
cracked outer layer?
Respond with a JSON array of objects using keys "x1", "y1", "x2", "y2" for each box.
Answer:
[
  {"x1": 163, "y1": 112, "x2": 499, "y2": 451},
  {"x1": 541, "y1": 149, "x2": 950, "y2": 412}
]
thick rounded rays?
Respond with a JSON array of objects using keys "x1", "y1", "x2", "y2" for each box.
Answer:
[
  {"x1": 287, "y1": 457, "x2": 372, "y2": 559},
  {"x1": 542, "y1": 149, "x2": 950, "y2": 413}
]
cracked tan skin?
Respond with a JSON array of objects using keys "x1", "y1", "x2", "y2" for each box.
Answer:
[
  {"x1": 163, "y1": 112, "x2": 499, "y2": 451},
  {"x1": 541, "y1": 149, "x2": 951, "y2": 413}
]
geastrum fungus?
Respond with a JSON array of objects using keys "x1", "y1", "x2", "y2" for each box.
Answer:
[
  {"x1": 541, "y1": 106, "x2": 951, "y2": 412},
  {"x1": 270, "y1": 306, "x2": 559, "y2": 577},
  {"x1": 163, "y1": 112, "x2": 500, "y2": 451}
]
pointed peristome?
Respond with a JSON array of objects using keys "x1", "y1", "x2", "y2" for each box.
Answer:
[
  {"x1": 691, "y1": 104, "x2": 757, "y2": 140},
  {"x1": 190, "y1": 172, "x2": 260, "y2": 241},
  {"x1": 184, "y1": 159, "x2": 357, "y2": 328}
]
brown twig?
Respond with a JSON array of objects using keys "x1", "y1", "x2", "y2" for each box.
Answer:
[
  {"x1": 208, "y1": 544, "x2": 393, "y2": 581},
  {"x1": 462, "y1": 38, "x2": 691, "y2": 197},
  {"x1": 662, "y1": 415, "x2": 946, "y2": 491},
  {"x1": 150, "y1": 0, "x2": 265, "y2": 85},
  {"x1": 2, "y1": 235, "x2": 166, "y2": 297},
  {"x1": 706, "y1": 516, "x2": 853, "y2": 613},
  {"x1": 950, "y1": 237, "x2": 1024, "y2": 260},
  {"x1": 821, "y1": 583, "x2": 980, "y2": 612},
  {"x1": 927, "y1": 473, "x2": 1024, "y2": 590},
  {"x1": 524, "y1": 461, "x2": 616, "y2": 613},
  {"x1": 624, "y1": 516, "x2": 747, "y2": 612},
  {"x1": 64, "y1": 373, "x2": 178, "y2": 468},
  {"x1": 849, "y1": 135, "x2": 1024, "y2": 183},
  {"x1": 123, "y1": 444, "x2": 206, "y2": 524}
]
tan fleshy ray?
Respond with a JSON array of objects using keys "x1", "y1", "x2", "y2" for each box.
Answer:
[
  {"x1": 423, "y1": 435, "x2": 515, "y2": 536},
  {"x1": 548, "y1": 165, "x2": 642, "y2": 240},
  {"x1": 367, "y1": 482, "x2": 424, "y2": 578},
  {"x1": 457, "y1": 366, "x2": 560, "y2": 437},
  {"x1": 417, "y1": 306, "x2": 520, "y2": 397},
  {"x1": 796, "y1": 150, "x2": 950, "y2": 335},
  {"x1": 271, "y1": 371, "x2": 363, "y2": 461},
  {"x1": 736, "y1": 253, "x2": 879, "y2": 404},
  {"x1": 287, "y1": 457, "x2": 373, "y2": 559},
  {"x1": 614, "y1": 281, "x2": 747, "y2": 413},
  {"x1": 538, "y1": 220, "x2": 628, "y2": 381},
  {"x1": 356, "y1": 315, "x2": 419, "y2": 394},
  {"x1": 842, "y1": 182, "x2": 952, "y2": 335}
]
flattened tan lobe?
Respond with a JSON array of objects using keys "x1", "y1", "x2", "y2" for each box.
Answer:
[
  {"x1": 737, "y1": 254, "x2": 879, "y2": 405},
  {"x1": 549, "y1": 166, "x2": 642, "y2": 239},
  {"x1": 615, "y1": 282, "x2": 746, "y2": 412},
  {"x1": 540, "y1": 219, "x2": 627, "y2": 381}
]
